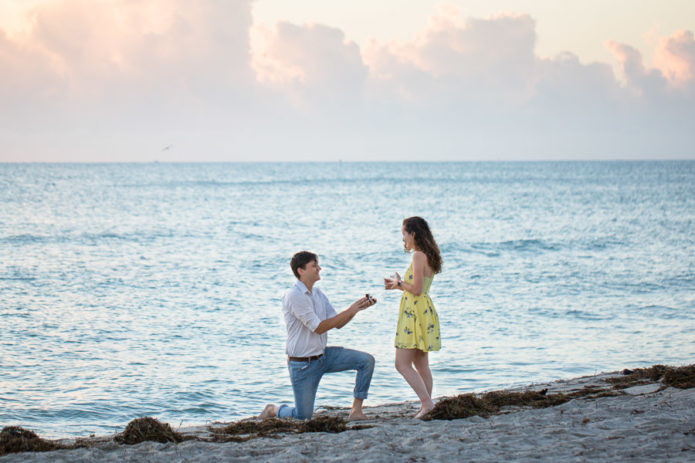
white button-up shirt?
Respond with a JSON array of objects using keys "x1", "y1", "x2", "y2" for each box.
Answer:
[{"x1": 282, "y1": 280, "x2": 337, "y2": 357}]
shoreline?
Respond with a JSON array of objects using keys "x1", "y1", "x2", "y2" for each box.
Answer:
[{"x1": 2, "y1": 365, "x2": 694, "y2": 462}]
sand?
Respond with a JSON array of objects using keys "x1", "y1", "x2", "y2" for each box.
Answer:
[{"x1": 2, "y1": 369, "x2": 694, "y2": 462}]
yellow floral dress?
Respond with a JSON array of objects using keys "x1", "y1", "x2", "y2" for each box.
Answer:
[{"x1": 394, "y1": 263, "x2": 441, "y2": 352}]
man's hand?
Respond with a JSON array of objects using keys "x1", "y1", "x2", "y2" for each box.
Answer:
[
  {"x1": 315, "y1": 293, "x2": 377, "y2": 334},
  {"x1": 351, "y1": 294, "x2": 377, "y2": 311}
]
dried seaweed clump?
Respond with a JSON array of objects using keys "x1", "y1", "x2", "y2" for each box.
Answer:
[
  {"x1": 299, "y1": 416, "x2": 347, "y2": 433},
  {"x1": 114, "y1": 417, "x2": 183, "y2": 445},
  {"x1": 214, "y1": 416, "x2": 349, "y2": 442},
  {"x1": 662, "y1": 365, "x2": 695, "y2": 389},
  {"x1": 425, "y1": 393, "x2": 498, "y2": 420},
  {"x1": 483, "y1": 390, "x2": 566, "y2": 409},
  {"x1": 0, "y1": 426, "x2": 64, "y2": 456},
  {"x1": 608, "y1": 365, "x2": 695, "y2": 389},
  {"x1": 425, "y1": 386, "x2": 620, "y2": 421},
  {"x1": 218, "y1": 418, "x2": 297, "y2": 438}
]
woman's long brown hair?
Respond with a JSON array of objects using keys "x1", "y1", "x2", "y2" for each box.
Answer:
[{"x1": 403, "y1": 216, "x2": 442, "y2": 274}]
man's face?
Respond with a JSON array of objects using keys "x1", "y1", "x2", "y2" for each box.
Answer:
[{"x1": 299, "y1": 259, "x2": 321, "y2": 284}]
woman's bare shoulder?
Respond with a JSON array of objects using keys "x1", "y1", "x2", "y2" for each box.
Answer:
[{"x1": 412, "y1": 251, "x2": 433, "y2": 276}]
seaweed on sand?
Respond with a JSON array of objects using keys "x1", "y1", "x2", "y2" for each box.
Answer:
[
  {"x1": 213, "y1": 416, "x2": 353, "y2": 442},
  {"x1": 424, "y1": 394, "x2": 498, "y2": 420},
  {"x1": 662, "y1": 365, "x2": 695, "y2": 389},
  {"x1": 298, "y1": 415, "x2": 348, "y2": 433},
  {"x1": 607, "y1": 364, "x2": 695, "y2": 389},
  {"x1": 114, "y1": 417, "x2": 184, "y2": 445},
  {"x1": 217, "y1": 418, "x2": 297, "y2": 438},
  {"x1": 426, "y1": 364, "x2": 695, "y2": 421},
  {"x1": 0, "y1": 426, "x2": 66, "y2": 456},
  {"x1": 425, "y1": 386, "x2": 622, "y2": 421}
]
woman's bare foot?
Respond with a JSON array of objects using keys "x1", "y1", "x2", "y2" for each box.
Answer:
[
  {"x1": 258, "y1": 404, "x2": 277, "y2": 420},
  {"x1": 348, "y1": 411, "x2": 368, "y2": 421},
  {"x1": 414, "y1": 401, "x2": 434, "y2": 420}
]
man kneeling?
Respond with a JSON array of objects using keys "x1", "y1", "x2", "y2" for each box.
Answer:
[{"x1": 259, "y1": 251, "x2": 376, "y2": 421}]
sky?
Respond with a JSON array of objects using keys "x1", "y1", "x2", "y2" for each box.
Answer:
[{"x1": 1, "y1": 0, "x2": 694, "y2": 162}]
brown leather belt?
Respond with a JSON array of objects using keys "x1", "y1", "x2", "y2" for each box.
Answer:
[{"x1": 288, "y1": 354, "x2": 323, "y2": 362}]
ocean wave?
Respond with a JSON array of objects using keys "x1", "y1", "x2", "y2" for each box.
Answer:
[
  {"x1": 1, "y1": 233, "x2": 50, "y2": 244},
  {"x1": 563, "y1": 309, "x2": 613, "y2": 321},
  {"x1": 498, "y1": 239, "x2": 559, "y2": 252},
  {"x1": 1, "y1": 231, "x2": 171, "y2": 245},
  {"x1": 442, "y1": 239, "x2": 560, "y2": 257}
]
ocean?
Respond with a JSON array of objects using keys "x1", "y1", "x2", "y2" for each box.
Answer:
[{"x1": 1, "y1": 161, "x2": 694, "y2": 438}]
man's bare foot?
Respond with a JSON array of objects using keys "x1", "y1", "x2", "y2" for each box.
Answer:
[
  {"x1": 348, "y1": 411, "x2": 368, "y2": 421},
  {"x1": 258, "y1": 404, "x2": 277, "y2": 420}
]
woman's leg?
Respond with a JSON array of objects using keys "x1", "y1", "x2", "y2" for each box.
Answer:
[
  {"x1": 395, "y1": 348, "x2": 434, "y2": 418},
  {"x1": 412, "y1": 350, "x2": 433, "y2": 398}
]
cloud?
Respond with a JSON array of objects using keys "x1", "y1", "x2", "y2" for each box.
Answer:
[
  {"x1": 1, "y1": 0, "x2": 254, "y2": 161},
  {"x1": 252, "y1": 21, "x2": 368, "y2": 109},
  {"x1": 653, "y1": 30, "x2": 695, "y2": 89},
  {"x1": 605, "y1": 40, "x2": 669, "y2": 98},
  {"x1": 0, "y1": 2, "x2": 693, "y2": 161},
  {"x1": 363, "y1": 7, "x2": 537, "y2": 105}
]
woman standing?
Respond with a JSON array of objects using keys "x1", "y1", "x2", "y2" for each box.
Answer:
[{"x1": 384, "y1": 216, "x2": 442, "y2": 419}]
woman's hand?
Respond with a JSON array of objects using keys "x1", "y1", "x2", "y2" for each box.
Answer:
[{"x1": 384, "y1": 272, "x2": 402, "y2": 290}]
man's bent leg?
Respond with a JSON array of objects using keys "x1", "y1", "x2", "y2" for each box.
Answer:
[
  {"x1": 323, "y1": 347, "x2": 374, "y2": 420},
  {"x1": 324, "y1": 347, "x2": 375, "y2": 401},
  {"x1": 277, "y1": 359, "x2": 324, "y2": 420}
]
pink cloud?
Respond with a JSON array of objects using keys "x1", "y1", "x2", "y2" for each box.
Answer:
[
  {"x1": 605, "y1": 39, "x2": 671, "y2": 98},
  {"x1": 0, "y1": 2, "x2": 693, "y2": 160},
  {"x1": 363, "y1": 9, "x2": 537, "y2": 103},
  {"x1": 1, "y1": 0, "x2": 252, "y2": 105},
  {"x1": 251, "y1": 21, "x2": 367, "y2": 106},
  {"x1": 653, "y1": 30, "x2": 695, "y2": 86}
]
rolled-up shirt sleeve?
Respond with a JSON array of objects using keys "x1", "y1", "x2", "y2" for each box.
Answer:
[{"x1": 288, "y1": 292, "x2": 322, "y2": 332}]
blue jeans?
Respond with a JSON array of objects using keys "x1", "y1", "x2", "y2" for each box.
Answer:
[{"x1": 277, "y1": 346, "x2": 375, "y2": 420}]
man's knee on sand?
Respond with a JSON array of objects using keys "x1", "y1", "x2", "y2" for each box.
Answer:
[
  {"x1": 276, "y1": 403, "x2": 314, "y2": 420},
  {"x1": 296, "y1": 407, "x2": 314, "y2": 420}
]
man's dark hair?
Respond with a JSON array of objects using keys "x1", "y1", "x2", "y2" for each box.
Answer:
[{"x1": 290, "y1": 251, "x2": 318, "y2": 279}]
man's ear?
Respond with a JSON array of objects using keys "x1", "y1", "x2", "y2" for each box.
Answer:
[{"x1": 296, "y1": 265, "x2": 306, "y2": 278}]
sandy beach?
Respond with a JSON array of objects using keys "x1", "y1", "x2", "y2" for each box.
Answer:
[{"x1": 2, "y1": 366, "x2": 694, "y2": 462}]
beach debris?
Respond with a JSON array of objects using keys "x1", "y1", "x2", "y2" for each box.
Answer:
[
  {"x1": 425, "y1": 386, "x2": 621, "y2": 421},
  {"x1": 114, "y1": 417, "x2": 184, "y2": 445},
  {"x1": 662, "y1": 365, "x2": 695, "y2": 388},
  {"x1": 299, "y1": 415, "x2": 348, "y2": 433},
  {"x1": 212, "y1": 416, "x2": 353, "y2": 442},
  {"x1": 0, "y1": 426, "x2": 65, "y2": 456},
  {"x1": 425, "y1": 394, "x2": 497, "y2": 420},
  {"x1": 607, "y1": 364, "x2": 695, "y2": 390},
  {"x1": 426, "y1": 364, "x2": 695, "y2": 422},
  {"x1": 217, "y1": 418, "x2": 297, "y2": 438}
]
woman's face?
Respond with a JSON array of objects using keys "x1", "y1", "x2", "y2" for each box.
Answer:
[{"x1": 401, "y1": 225, "x2": 415, "y2": 251}]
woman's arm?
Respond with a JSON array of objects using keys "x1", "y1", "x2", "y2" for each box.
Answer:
[
  {"x1": 405, "y1": 252, "x2": 425, "y2": 296},
  {"x1": 384, "y1": 252, "x2": 427, "y2": 296}
]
